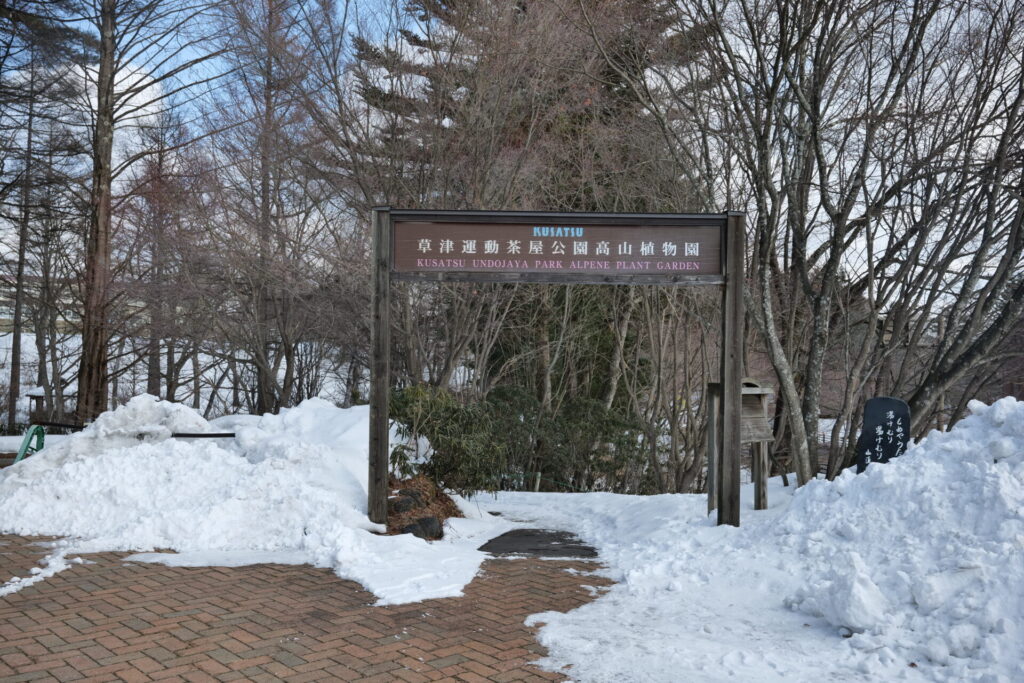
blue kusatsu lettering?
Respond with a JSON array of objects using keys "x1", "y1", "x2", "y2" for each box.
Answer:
[{"x1": 532, "y1": 226, "x2": 585, "y2": 237}]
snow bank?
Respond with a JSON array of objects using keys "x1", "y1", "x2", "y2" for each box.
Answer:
[
  {"x1": 10, "y1": 396, "x2": 210, "y2": 473},
  {"x1": 783, "y1": 397, "x2": 1024, "y2": 677},
  {"x1": 0, "y1": 395, "x2": 511, "y2": 604},
  {"x1": 482, "y1": 397, "x2": 1024, "y2": 682}
]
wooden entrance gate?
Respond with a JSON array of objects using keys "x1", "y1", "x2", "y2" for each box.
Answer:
[{"x1": 369, "y1": 209, "x2": 746, "y2": 526}]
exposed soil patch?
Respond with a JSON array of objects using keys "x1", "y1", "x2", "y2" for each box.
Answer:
[{"x1": 385, "y1": 474, "x2": 462, "y2": 539}]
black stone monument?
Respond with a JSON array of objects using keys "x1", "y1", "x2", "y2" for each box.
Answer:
[{"x1": 855, "y1": 397, "x2": 911, "y2": 473}]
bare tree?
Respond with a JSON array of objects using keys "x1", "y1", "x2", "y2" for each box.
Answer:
[
  {"x1": 580, "y1": 0, "x2": 1024, "y2": 484},
  {"x1": 72, "y1": 0, "x2": 225, "y2": 420}
]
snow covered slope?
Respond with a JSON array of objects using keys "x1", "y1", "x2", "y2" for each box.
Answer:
[
  {"x1": 0, "y1": 395, "x2": 511, "y2": 604},
  {"x1": 483, "y1": 397, "x2": 1024, "y2": 682}
]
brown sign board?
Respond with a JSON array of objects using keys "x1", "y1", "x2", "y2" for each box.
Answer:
[
  {"x1": 369, "y1": 209, "x2": 746, "y2": 529},
  {"x1": 391, "y1": 213, "x2": 724, "y2": 284}
]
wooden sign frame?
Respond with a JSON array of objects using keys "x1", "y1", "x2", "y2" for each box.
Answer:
[{"x1": 369, "y1": 208, "x2": 746, "y2": 526}]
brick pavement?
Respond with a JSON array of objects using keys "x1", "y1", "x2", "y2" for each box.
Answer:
[{"x1": 0, "y1": 534, "x2": 610, "y2": 682}]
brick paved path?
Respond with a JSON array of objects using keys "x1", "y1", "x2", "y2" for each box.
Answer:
[{"x1": 0, "y1": 534, "x2": 609, "y2": 682}]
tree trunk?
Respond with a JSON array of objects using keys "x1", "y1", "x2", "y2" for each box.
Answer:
[
  {"x1": 77, "y1": 0, "x2": 117, "y2": 422},
  {"x1": 748, "y1": 270, "x2": 814, "y2": 485},
  {"x1": 602, "y1": 290, "x2": 634, "y2": 410},
  {"x1": 33, "y1": 309, "x2": 49, "y2": 415},
  {"x1": 146, "y1": 161, "x2": 165, "y2": 397},
  {"x1": 192, "y1": 348, "x2": 201, "y2": 409},
  {"x1": 166, "y1": 342, "x2": 177, "y2": 400},
  {"x1": 146, "y1": 337, "x2": 161, "y2": 395},
  {"x1": 9, "y1": 65, "x2": 34, "y2": 427},
  {"x1": 254, "y1": 0, "x2": 277, "y2": 414},
  {"x1": 538, "y1": 290, "x2": 553, "y2": 412}
]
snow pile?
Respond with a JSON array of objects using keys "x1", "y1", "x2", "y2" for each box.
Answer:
[
  {"x1": 13, "y1": 395, "x2": 210, "y2": 471},
  {"x1": 483, "y1": 397, "x2": 1024, "y2": 682},
  {"x1": 783, "y1": 397, "x2": 1024, "y2": 676},
  {"x1": 0, "y1": 395, "x2": 510, "y2": 604}
]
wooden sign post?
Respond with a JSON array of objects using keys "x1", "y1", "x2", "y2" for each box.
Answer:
[
  {"x1": 369, "y1": 209, "x2": 746, "y2": 526},
  {"x1": 707, "y1": 379, "x2": 774, "y2": 514}
]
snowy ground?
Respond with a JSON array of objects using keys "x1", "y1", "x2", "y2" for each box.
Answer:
[
  {"x1": 476, "y1": 398, "x2": 1024, "y2": 682},
  {"x1": 1, "y1": 394, "x2": 1021, "y2": 681}
]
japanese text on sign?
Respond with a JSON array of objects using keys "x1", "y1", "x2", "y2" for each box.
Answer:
[{"x1": 392, "y1": 221, "x2": 722, "y2": 276}]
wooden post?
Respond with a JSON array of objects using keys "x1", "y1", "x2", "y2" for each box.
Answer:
[
  {"x1": 706, "y1": 385, "x2": 720, "y2": 514},
  {"x1": 368, "y1": 207, "x2": 391, "y2": 525},
  {"x1": 753, "y1": 442, "x2": 768, "y2": 510},
  {"x1": 717, "y1": 212, "x2": 745, "y2": 526},
  {"x1": 754, "y1": 388, "x2": 771, "y2": 510}
]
